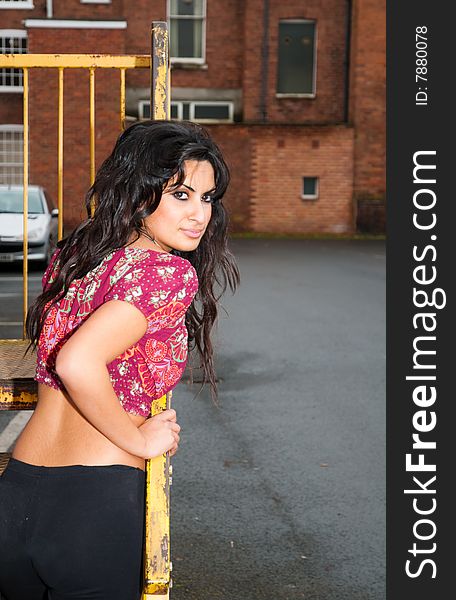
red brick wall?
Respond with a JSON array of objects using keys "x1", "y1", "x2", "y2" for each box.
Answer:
[
  {"x1": 205, "y1": 124, "x2": 355, "y2": 234},
  {"x1": 0, "y1": 95, "x2": 22, "y2": 124},
  {"x1": 0, "y1": 0, "x2": 44, "y2": 125},
  {"x1": 122, "y1": 0, "x2": 164, "y2": 91},
  {"x1": 123, "y1": 0, "x2": 165, "y2": 54},
  {"x1": 250, "y1": 125, "x2": 354, "y2": 233},
  {"x1": 204, "y1": 124, "x2": 253, "y2": 233},
  {"x1": 0, "y1": 0, "x2": 122, "y2": 23},
  {"x1": 124, "y1": 0, "x2": 243, "y2": 92},
  {"x1": 242, "y1": 0, "x2": 348, "y2": 124},
  {"x1": 349, "y1": 0, "x2": 386, "y2": 232},
  {"x1": 0, "y1": 0, "x2": 385, "y2": 234},
  {"x1": 27, "y1": 26, "x2": 126, "y2": 228},
  {"x1": 0, "y1": 0, "x2": 46, "y2": 26},
  {"x1": 52, "y1": 0, "x2": 122, "y2": 20}
]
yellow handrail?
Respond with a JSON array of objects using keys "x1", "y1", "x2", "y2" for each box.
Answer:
[
  {"x1": 0, "y1": 53, "x2": 152, "y2": 333},
  {"x1": 0, "y1": 54, "x2": 150, "y2": 68}
]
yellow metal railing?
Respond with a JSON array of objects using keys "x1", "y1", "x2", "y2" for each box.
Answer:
[
  {"x1": 0, "y1": 53, "x2": 151, "y2": 335},
  {"x1": 0, "y1": 22, "x2": 174, "y2": 599}
]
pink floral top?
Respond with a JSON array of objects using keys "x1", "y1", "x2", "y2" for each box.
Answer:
[{"x1": 34, "y1": 245, "x2": 199, "y2": 417}]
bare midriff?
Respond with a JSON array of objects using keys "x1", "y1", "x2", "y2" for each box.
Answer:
[{"x1": 11, "y1": 383, "x2": 146, "y2": 471}]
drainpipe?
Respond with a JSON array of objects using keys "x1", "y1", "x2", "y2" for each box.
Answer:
[
  {"x1": 344, "y1": 0, "x2": 352, "y2": 123},
  {"x1": 260, "y1": 0, "x2": 270, "y2": 123},
  {"x1": 46, "y1": 0, "x2": 53, "y2": 19}
]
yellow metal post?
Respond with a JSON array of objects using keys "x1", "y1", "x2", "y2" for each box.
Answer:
[
  {"x1": 57, "y1": 67, "x2": 64, "y2": 241},
  {"x1": 143, "y1": 392, "x2": 172, "y2": 596},
  {"x1": 120, "y1": 68, "x2": 126, "y2": 131},
  {"x1": 143, "y1": 22, "x2": 171, "y2": 599},
  {"x1": 150, "y1": 22, "x2": 170, "y2": 121},
  {"x1": 22, "y1": 68, "x2": 29, "y2": 340},
  {"x1": 89, "y1": 67, "x2": 96, "y2": 217}
]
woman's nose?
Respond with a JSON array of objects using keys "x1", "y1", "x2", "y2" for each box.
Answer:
[{"x1": 188, "y1": 196, "x2": 208, "y2": 222}]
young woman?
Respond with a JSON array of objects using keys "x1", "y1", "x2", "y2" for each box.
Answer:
[{"x1": 0, "y1": 120, "x2": 239, "y2": 600}]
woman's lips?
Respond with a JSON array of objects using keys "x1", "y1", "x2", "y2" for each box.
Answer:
[{"x1": 181, "y1": 229, "x2": 204, "y2": 239}]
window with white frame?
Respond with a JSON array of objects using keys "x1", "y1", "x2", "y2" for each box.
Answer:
[
  {"x1": 0, "y1": 125, "x2": 24, "y2": 184},
  {"x1": 139, "y1": 100, "x2": 233, "y2": 123},
  {"x1": 168, "y1": 0, "x2": 206, "y2": 63},
  {"x1": 0, "y1": 30, "x2": 27, "y2": 91},
  {"x1": 301, "y1": 177, "x2": 319, "y2": 200},
  {"x1": 277, "y1": 20, "x2": 316, "y2": 96},
  {"x1": 0, "y1": 1, "x2": 34, "y2": 9}
]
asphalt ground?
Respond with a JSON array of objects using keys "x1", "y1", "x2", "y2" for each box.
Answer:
[{"x1": 0, "y1": 239, "x2": 385, "y2": 599}]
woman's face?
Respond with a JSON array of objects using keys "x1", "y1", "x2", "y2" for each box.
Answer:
[{"x1": 144, "y1": 159, "x2": 216, "y2": 253}]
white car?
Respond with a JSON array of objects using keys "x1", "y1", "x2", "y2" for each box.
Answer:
[{"x1": 0, "y1": 185, "x2": 59, "y2": 267}]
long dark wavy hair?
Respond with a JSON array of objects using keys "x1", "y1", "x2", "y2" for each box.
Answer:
[{"x1": 25, "y1": 119, "x2": 240, "y2": 402}]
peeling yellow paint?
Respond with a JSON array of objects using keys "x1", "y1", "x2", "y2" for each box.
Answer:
[
  {"x1": 0, "y1": 54, "x2": 150, "y2": 68},
  {"x1": 144, "y1": 392, "x2": 171, "y2": 596},
  {"x1": 151, "y1": 23, "x2": 170, "y2": 121},
  {"x1": 0, "y1": 392, "x2": 37, "y2": 410}
]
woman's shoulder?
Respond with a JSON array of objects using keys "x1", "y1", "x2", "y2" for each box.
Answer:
[
  {"x1": 122, "y1": 247, "x2": 196, "y2": 277},
  {"x1": 111, "y1": 247, "x2": 198, "y2": 291},
  {"x1": 104, "y1": 247, "x2": 198, "y2": 311}
]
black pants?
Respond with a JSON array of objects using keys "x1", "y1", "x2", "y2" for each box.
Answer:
[{"x1": 0, "y1": 458, "x2": 146, "y2": 600}]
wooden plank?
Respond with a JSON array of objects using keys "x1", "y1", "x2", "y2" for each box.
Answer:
[{"x1": 0, "y1": 339, "x2": 38, "y2": 409}]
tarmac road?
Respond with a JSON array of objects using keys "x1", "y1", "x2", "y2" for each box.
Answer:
[{"x1": 0, "y1": 239, "x2": 385, "y2": 600}]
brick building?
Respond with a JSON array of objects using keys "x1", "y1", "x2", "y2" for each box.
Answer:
[{"x1": 0, "y1": 0, "x2": 385, "y2": 234}]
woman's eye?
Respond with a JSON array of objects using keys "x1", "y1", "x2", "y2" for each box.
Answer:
[{"x1": 172, "y1": 190, "x2": 214, "y2": 203}]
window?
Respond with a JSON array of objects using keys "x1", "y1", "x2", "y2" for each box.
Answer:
[
  {"x1": 0, "y1": 1, "x2": 34, "y2": 8},
  {"x1": 277, "y1": 20, "x2": 316, "y2": 96},
  {"x1": 0, "y1": 30, "x2": 27, "y2": 91},
  {"x1": 192, "y1": 102, "x2": 233, "y2": 121},
  {"x1": 0, "y1": 125, "x2": 24, "y2": 184},
  {"x1": 0, "y1": 188, "x2": 44, "y2": 213},
  {"x1": 168, "y1": 0, "x2": 206, "y2": 64},
  {"x1": 139, "y1": 100, "x2": 233, "y2": 123},
  {"x1": 301, "y1": 177, "x2": 319, "y2": 200}
]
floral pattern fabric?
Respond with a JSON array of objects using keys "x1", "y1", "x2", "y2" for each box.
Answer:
[{"x1": 34, "y1": 246, "x2": 199, "y2": 417}]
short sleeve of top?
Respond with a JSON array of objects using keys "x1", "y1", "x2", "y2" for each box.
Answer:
[
  {"x1": 103, "y1": 252, "x2": 199, "y2": 416},
  {"x1": 104, "y1": 256, "x2": 195, "y2": 331},
  {"x1": 34, "y1": 247, "x2": 198, "y2": 418}
]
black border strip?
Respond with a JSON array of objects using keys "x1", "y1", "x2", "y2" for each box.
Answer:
[{"x1": 387, "y1": 2, "x2": 453, "y2": 596}]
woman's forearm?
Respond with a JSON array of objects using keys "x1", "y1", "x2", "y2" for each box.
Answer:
[{"x1": 55, "y1": 354, "x2": 148, "y2": 459}]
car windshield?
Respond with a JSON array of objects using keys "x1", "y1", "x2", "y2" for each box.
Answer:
[{"x1": 0, "y1": 189, "x2": 44, "y2": 214}]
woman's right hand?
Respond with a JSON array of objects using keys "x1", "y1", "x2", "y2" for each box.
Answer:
[{"x1": 138, "y1": 409, "x2": 181, "y2": 458}]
